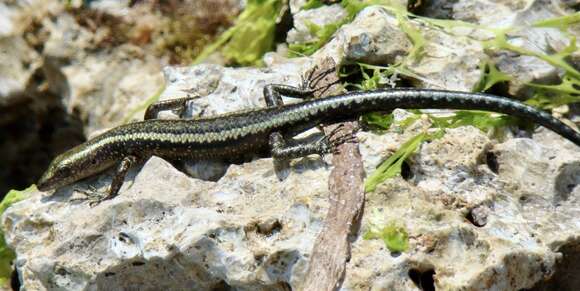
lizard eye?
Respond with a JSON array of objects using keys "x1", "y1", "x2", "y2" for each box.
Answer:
[{"x1": 58, "y1": 166, "x2": 71, "y2": 176}]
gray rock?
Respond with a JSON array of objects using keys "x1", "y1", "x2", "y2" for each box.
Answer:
[
  {"x1": 0, "y1": 36, "x2": 40, "y2": 103},
  {"x1": 315, "y1": 6, "x2": 484, "y2": 91},
  {"x1": 161, "y1": 60, "x2": 309, "y2": 119},
  {"x1": 286, "y1": 4, "x2": 348, "y2": 45},
  {"x1": 4, "y1": 156, "x2": 329, "y2": 290},
  {"x1": 2, "y1": 1, "x2": 580, "y2": 291},
  {"x1": 5, "y1": 113, "x2": 579, "y2": 290},
  {"x1": 339, "y1": 7, "x2": 413, "y2": 65},
  {"x1": 492, "y1": 138, "x2": 580, "y2": 205},
  {"x1": 450, "y1": 0, "x2": 575, "y2": 96}
]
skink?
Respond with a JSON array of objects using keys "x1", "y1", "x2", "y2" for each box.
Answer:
[{"x1": 37, "y1": 85, "x2": 580, "y2": 202}]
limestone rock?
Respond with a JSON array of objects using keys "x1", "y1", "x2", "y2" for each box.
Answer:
[
  {"x1": 315, "y1": 6, "x2": 485, "y2": 91},
  {"x1": 425, "y1": 0, "x2": 577, "y2": 97},
  {"x1": 4, "y1": 156, "x2": 330, "y2": 290},
  {"x1": 0, "y1": 36, "x2": 40, "y2": 104},
  {"x1": 5, "y1": 116, "x2": 579, "y2": 290},
  {"x1": 286, "y1": 4, "x2": 348, "y2": 45},
  {"x1": 2, "y1": 1, "x2": 580, "y2": 291}
]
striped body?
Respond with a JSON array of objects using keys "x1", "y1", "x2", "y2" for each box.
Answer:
[{"x1": 37, "y1": 88, "x2": 580, "y2": 192}]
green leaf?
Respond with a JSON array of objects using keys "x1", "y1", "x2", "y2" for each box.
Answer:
[
  {"x1": 526, "y1": 74, "x2": 580, "y2": 109},
  {"x1": 533, "y1": 12, "x2": 580, "y2": 31},
  {"x1": 484, "y1": 29, "x2": 580, "y2": 80},
  {"x1": 362, "y1": 112, "x2": 394, "y2": 130},
  {"x1": 194, "y1": 0, "x2": 283, "y2": 65},
  {"x1": 398, "y1": 14, "x2": 425, "y2": 62},
  {"x1": 301, "y1": 0, "x2": 325, "y2": 10},
  {"x1": 363, "y1": 220, "x2": 409, "y2": 252},
  {"x1": 0, "y1": 185, "x2": 36, "y2": 285},
  {"x1": 397, "y1": 113, "x2": 422, "y2": 129},
  {"x1": 430, "y1": 110, "x2": 516, "y2": 133},
  {"x1": 365, "y1": 132, "x2": 429, "y2": 192},
  {"x1": 288, "y1": 20, "x2": 344, "y2": 57},
  {"x1": 474, "y1": 61, "x2": 512, "y2": 92}
]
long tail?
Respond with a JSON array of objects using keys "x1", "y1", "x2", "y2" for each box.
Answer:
[{"x1": 305, "y1": 88, "x2": 580, "y2": 146}]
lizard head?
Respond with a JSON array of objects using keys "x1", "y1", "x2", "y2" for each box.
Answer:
[
  {"x1": 37, "y1": 150, "x2": 79, "y2": 191},
  {"x1": 37, "y1": 142, "x2": 117, "y2": 192}
]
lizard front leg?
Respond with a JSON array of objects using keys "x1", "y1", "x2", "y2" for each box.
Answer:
[
  {"x1": 75, "y1": 156, "x2": 138, "y2": 206},
  {"x1": 144, "y1": 96, "x2": 198, "y2": 120},
  {"x1": 264, "y1": 67, "x2": 347, "y2": 163}
]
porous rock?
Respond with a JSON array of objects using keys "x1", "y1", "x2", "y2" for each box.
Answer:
[
  {"x1": 315, "y1": 6, "x2": 485, "y2": 91},
  {"x1": 3, "y1": 2, "x2": 580, "y2": 291},
  {"x1": 286, "y1": 4, "x2": 348, "y2": 45},
  {"x1": 5, "y1": 117, "x2": 580, "y2": 290},
  {"x1": 434, "y1": 0, "x2": 576, "y2": 97}
]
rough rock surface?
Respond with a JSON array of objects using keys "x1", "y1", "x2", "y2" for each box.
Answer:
[
  {"x1": 0, "y1": 0, "x2": 242, "y2": 195},
  {"x1": 2, "y1": 2, "x2": 580, "y2": 291},
  {"x1": 314, "y1": 6, "x2": 485, "y2": 91},
  {"x1": 286, "y1": 4, "x2": 348, "y2": 45},
  {"x1": 420, "y1": 0, "x2": 578, "y2": 97},
  {"x1": 4, "y1": 119, "x2": 579, "y2": 290}
]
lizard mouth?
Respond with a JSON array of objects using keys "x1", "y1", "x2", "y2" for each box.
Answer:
[{"x1": 37, "y1": 172, "x2": 54, "y2": 192}]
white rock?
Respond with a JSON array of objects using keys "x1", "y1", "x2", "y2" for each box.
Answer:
[
  {"x1": 3, "y1": 1, "x2": 580, "y2": 290},
  {"x1": 287, "y1": 4, "x2": 348, "y2": 45}
]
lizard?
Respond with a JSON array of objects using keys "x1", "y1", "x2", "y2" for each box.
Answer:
[{"x1": 37, "y1": 71, "x2": 580, "y2": 204}]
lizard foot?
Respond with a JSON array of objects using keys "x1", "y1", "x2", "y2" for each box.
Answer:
[
  {"x1": 317, "y1": 124, "x2": 359, "y2": 157},
  {"x1": 71, "y1": 186, "x2": 112, "y2": 207},
  {"x1": 301, "y1": 65, "x2": 339, "y2": 94}
]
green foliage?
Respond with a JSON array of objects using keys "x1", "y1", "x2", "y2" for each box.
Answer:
[
  {"x1": 301, "y1": 0, "x2": 325, "y2": 10},
  {"x1": 356, "y1": 66, "x2": 384, "y2": 90},
  {"x1": 419, "y1": 13, "x2": 580, "y2": 108},
  {"x1": 474, "y1": 60, "x2": 512, "y2": 92},
  {"x1": 194, "y1": 0, "x2": 283, "y2": 66},
  {"x1": 348, "y1": 64, "x2": 393, "y2": 90},
  {"x1": 288, "y1": 20, "x2": 345, "y2": 57},
  {"x1": 430, "y1": 111, "x2": 517, "y2": 134},
  {"x1": 533, "y1": 12, "x2": 580, "y2": 31},
  {"x1": 361, "y1": 107, "x2": 517, "y2": 191},
  {"x1": 365, "y1": 132, "x2": 440, "y2": 192},
  {"x1": 420, "y1": 15, "x2": 580, "y2": 81},
  {"x1": 364, "y1": 215, "x2": 409, "y2": 252},
  {"x1": 361, "y1": 112, "x2": 394, "y2": 130},
  {"x1": 526, "y1": 74, "x2": 580, "y2": 109},
  {"x1": 343, "y1": 62, "x2": 422, "y2": 91},
  {"x1": 0, "y1": 185, "x2": 36, "y2": 285},
  {"x1": 397, "y1": 14, "x2": 425, "y2": 62},
  {"x1": 484, "y1": 30, "x2": 580, "y2": 80}
]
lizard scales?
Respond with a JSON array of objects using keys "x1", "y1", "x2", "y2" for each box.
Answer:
[{"x1": 37, "y1": 88, "x2": 580, "y2": 202}]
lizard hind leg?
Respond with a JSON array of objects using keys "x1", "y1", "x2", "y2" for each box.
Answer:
[
  {"x1": 269, "y1": 126, "x2": 358, "y2": 160},
  {"x1": 301, "y1": 65, "x2": 337, "y2": 92}
]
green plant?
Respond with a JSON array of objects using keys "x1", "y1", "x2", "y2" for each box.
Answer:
[
  {"x1": 0, "y1": 185, "x2": 36, "y2": 285},
  {"x1": 365, "y1": 131, "x2": 442, "y2": 192},
  {"x1": 364, "y1": 212, "x2": 409, "y2": 252},
  {"x1": 194, "y1": 0, "x2": 284, "y2": 66}
]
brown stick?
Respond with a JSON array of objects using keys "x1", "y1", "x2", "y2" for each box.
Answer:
[{"x1": 301, "y1": 58, "x2": 366, "y2": 291}]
